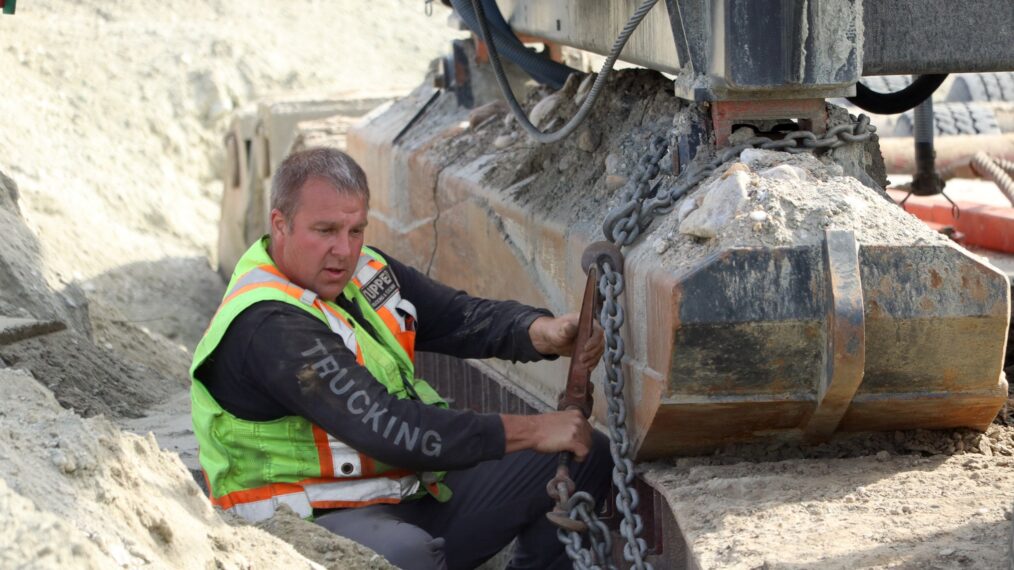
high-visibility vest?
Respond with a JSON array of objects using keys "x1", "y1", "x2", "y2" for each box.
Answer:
[{"x1": 190, "y1": 237, "x2": 450, "y2": 523}]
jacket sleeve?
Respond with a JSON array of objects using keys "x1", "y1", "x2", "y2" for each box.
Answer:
[
  {"x1": 238, "y1": 303, "x2": 507, "y2": 472},
  {"x1": 378, "y1": 249, "x2": 555, "y2": 362}
]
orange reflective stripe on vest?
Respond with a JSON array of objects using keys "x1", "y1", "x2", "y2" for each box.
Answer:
[{"x1": 212, "y1": 473, "x2": 419, "y2": 521}]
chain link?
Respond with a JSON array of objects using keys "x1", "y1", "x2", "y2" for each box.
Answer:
[
  {"x1": 558, "y1": 115, "x2": 876, "y2": 570},
  {"x1": 558, "y1": 491, "x2": 615, "y2": 570}
]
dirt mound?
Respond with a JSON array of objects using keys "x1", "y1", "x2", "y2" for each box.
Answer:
[
  {"x1": 0, "y1": 168, "x2": 185, "y2": 419},
  {"x1": 0, "y1": 329, "x2": 177, "y2": 419},
  {"x1": 1, "y1": 1, "x2": 452, "y2": 564},
  {"x1": 0, "y1": 0, "x2": 454, "y2": 420},
  {"x1": 0, "y1": 368, "x2": 323, "y2": 569},
  {"x1": 0, "y1": 0, "x2": 453, "y2": 387},
  {"x1": 0, "y1": 171, "x2": 90, "y2": 335},
  {"x1": 477, "y1": 70, "x2": 680, "y2": 222}
]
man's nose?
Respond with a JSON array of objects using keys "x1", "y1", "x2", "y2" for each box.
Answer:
[{"x1": 330, "y1": 232, "x2": 352, "y2": 256}]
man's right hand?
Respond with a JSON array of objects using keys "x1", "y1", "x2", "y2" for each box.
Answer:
[{"x1": 501, "y1": 410, "x2": 593, "y2": 461}]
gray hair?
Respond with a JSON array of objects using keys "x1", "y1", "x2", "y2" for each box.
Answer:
[{"x1": 270, "y1": 147, "x2": 370, "y2": 224}]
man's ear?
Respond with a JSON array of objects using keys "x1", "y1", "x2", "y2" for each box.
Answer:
[{"x1": 269, "y1": 208, "x2": 286, "y2": 238}]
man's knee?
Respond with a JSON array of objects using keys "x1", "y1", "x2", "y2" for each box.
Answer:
[
  {"x1": 381, "y1": 532, "x2": 446, "y2": 570},
  {"x1": 315, "y1": 508, "x2": 447, "y2": 570}
]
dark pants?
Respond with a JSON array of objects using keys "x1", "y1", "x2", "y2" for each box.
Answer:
[{"x1": 315, "y1": 431, "x2": 613, "y2": 570}]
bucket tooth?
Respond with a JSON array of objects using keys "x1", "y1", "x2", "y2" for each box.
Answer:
[{"x1": 804, "y1": 230, "x2": 866, "y2": 443}]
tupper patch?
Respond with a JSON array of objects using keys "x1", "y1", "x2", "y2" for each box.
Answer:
[{"x1": 360, "y1": 266, "x2": 398, "y2": 309}]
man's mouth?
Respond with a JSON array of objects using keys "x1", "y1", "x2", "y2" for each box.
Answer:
[{"x1": 323, "y1": 268, "x2": 346, "y2": 279}]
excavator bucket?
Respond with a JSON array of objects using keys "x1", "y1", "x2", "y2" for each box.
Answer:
[{"x1": 343, "y1": 85, "x2": 1009, "y2": 460}]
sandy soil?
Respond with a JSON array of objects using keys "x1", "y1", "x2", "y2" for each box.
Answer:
[
  {"x1": 0, "y1": 0, "x2": 454, "y2": 355},
  {"x1": 0, "y1": 1, "x2": 454, "y2": 567},
  {"x1": 0, "y1": 368, "x2": 322, "y2": 569},
  {"x1": 2, "y1": 2, "x2": 1013, "y2": 568}
]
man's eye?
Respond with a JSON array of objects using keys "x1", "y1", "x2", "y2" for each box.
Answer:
[{"x1": 316, "y1": 228, "x2": 332, "y2": 234}]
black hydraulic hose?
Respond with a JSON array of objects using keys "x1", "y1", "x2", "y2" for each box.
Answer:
[
  {"x1": 450, "y1": 0, "x2": 576, "y2": 89},
  {"x1": 472, "y1": 0, "x2": 660, "y2": 144},
  {"x1": 847, "y1": 74, "x2": 948, "y2": 115},
  {"x1": 477, "y1": 0, "x2": 513, "y2": 36}
]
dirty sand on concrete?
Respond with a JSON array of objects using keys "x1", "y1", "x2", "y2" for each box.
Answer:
[{"x1": 646, "y1": 450, "x2": 1014, "y2": 570}]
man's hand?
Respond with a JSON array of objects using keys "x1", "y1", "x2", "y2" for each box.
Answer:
[
  {"x1": 501, "y1": 410, "x2": 593, "y2": 461},
  {"x1": 529, "y1": 313, "x2": 605, "y2": 372}
]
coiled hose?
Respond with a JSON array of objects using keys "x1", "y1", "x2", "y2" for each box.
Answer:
[
  {"x1": 971, "y1": 152, "x2": 1014, "y2": 206},
  {"x1": 848, "y1": 74, "x2": 948, "y2": 115},
  {"x1": 470, "y1": 0, "x2": 660, "y2": 144},
  {"x1": 450, "y1": 0, "x2": 576, "y2": 89}
]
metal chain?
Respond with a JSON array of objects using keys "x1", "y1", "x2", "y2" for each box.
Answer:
[
  {"x1": 604, "y1": 115, "x2": 875, "y2": 246},
  {"x1": 599, "y1": 260, "x2": 647, "y2": 568},
  {"x1": 558, "y1": 115, "x2": 876, "y2": 570},
  {"x1": 558, "y1": 491, "x2": 615, "y2": 570}
]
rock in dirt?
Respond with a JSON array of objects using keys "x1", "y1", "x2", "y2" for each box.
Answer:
[
  {"x1": 468, "y1": 101, "x2": 506, "y2": 129},
  {"x1": 605, "y1": 174, "x2": 627, "y2": 190},
  {"x1": 576, "y1": 128, "x2": 600, "y2": 153},
  {"x1": 529, "y1": 93, "x2": 563, "y2": 128},
  {"x1": 676, "y1": 194, "x2": 700, "y2": 223},
  {"x1": 605, "y1": 152, "x2": 622, "y2": 174},
  {"x1": 494, "y1": 134, "x2": 516, "y2": 149},
  {"x1": 649, "y1": 147, "x2": 950, "y2": 274},
  {"x1": 679, "y1": 168, "x2": 750, "y2": 238},
  {"x1": 757, "y1": 163, "x2": 808, "y2": 182}
]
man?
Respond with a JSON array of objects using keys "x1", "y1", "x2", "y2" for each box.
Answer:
[{"x1": 191, "y1": 147, "x2": 612, "y2": 570}]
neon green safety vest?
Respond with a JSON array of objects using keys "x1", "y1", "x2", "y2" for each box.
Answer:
[{"x1": 190, "y1": 237, "x2": 450, "y2": 522}]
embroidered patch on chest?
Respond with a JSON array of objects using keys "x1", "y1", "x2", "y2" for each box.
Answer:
[{"x1": 360, "y1": 266, "x2": 398, "y2": 309}]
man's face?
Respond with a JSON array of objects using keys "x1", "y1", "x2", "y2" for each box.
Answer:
[{"x1": 270, "y1": 176, "x2": 368, "y2": 301}]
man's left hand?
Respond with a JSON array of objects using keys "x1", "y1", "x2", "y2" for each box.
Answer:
[{"x1": 529, "y1": 313, "x2": 605, "y2": 371}]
